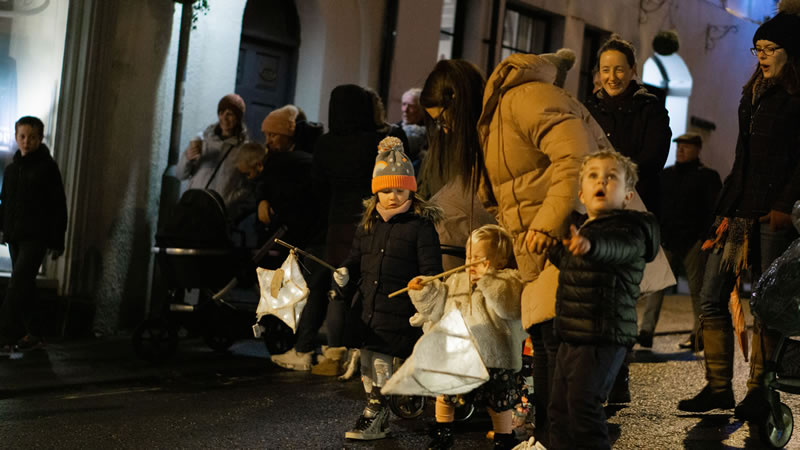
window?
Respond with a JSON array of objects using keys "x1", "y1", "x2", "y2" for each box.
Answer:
[
  {"x1": 501, "y1": 5, "x2": 551, "y2": 60},
  {"x1": 438, "y1": 0, "x2": 461, "y2": 60},
  {"x1": 578, "y1": 27, "x2": 610, "y2": 102}
]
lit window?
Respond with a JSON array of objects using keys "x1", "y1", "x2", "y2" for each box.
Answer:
[
  {"x1": 438, "y1": 0, "x2": 458, "y2": 60},
  {"x1": 501, "y1": 6, "x2": 551, "y2": 60}
]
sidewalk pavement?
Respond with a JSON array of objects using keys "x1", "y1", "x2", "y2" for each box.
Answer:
[
  {"x1": 0, "y1": 292, "x2": 723, "y2": 399},
  {"x1": 0, "y1": 334, "x2": 272, "y2": 398}
]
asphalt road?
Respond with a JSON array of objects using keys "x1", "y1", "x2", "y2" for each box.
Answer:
[{"x1": 0, "y1": 294, "x2": 797, "y2": 449}]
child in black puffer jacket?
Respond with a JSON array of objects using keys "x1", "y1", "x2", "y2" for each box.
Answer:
[
  {"x1": 547, "y1": 150, "x2": 659, "y2": 450},
  {"x1": 333, "y1": 136, "x2": 443, "y2": 441},
  {"x1": 0, "y1": 116, "x2": 68, "y2": 353}
]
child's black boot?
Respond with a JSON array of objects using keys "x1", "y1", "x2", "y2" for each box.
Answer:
[
  {"x1": 493, "y1": 432, "x2": 517, "y2": 450},
  {"x1": 427, "y1": 422, "x2": 454, "y2": 449}
]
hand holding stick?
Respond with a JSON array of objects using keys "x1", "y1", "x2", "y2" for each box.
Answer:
[
  {"x1": 274, "y1": 238, "x2": 343, "y2": 297},
  {"x1": 388, "y1": 258, "x2": 486, "y2": 298}
]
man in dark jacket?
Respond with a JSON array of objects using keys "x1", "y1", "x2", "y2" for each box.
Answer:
[
  {"x1": 638, "y1": 132, "x2": 721, "y2": 350},
  {"x1": 0, "y1": 116, "x2": 67, "y2": 353},
  {"x1": 547, "y1": 150, "x2": 659, "y2": 450}
]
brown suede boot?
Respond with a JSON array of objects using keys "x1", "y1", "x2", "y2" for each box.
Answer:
[
  {"x1": 311, "y1": 346, "x2": 347, "y2": 376},
  {"x1": 677, "y1": 316, "x2": 735, "y2": 412},
  {"x1": 735, "y1": 321, "x2": 779, "y2": 421}
]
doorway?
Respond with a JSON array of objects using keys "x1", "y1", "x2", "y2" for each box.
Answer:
[
  {"x1": 642, "y1": 53, "x2": 694, "y2": 167},
  {"x1": 236, "y1": 0, "x2": 300, "y2": 144}
]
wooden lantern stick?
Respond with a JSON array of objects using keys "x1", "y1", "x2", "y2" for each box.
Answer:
[{"x1": 388, "y1": 258, "x2": 486, "y2": 298}]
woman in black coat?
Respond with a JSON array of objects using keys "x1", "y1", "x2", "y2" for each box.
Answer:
[
  {"x1": 584, "y1": 36, "x2": 672, "y2": 218},
  {"x1": 678, "y1": 6, "x2": 800, "y2": 420}
]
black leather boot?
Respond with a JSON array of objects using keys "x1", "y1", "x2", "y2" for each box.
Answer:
[
  {"x1": 735, "y1": 322, "x2": 778, "y2": 421},
  {"x1": 677, "y1": 316, "x2": 735, "y2": 412}
]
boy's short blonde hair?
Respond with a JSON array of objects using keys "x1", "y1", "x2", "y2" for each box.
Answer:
[
  {"x1": 236, "y1": 142, "x2": 266, "y2": 171},
  {"x1": 469, "y1": 224, "x2": 514, "y2": 268},
  {"x1": 579, "y1": 150, "x2": 639, "y2": 191}
]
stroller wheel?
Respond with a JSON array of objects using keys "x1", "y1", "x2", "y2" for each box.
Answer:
[
  {"x1": 388, "y1": 395, "x2": 426, "y2": 419},
  {"x1": 454, "y1": 402, "x2": 476, "y2": 422},
  {"x1": 204, "y1": 333, "x2": 235, "y2": 353},
  {"x1": 259, "y1": 315, "x2": 296, "y2": 356},
  {"x1": 133, "y1": 319, "x2": 178, "y2": 362},
  {"x1": 760, "y1": 402, "x2": 793, "y2": 448}
]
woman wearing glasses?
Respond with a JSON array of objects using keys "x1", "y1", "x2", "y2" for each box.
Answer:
[{"x1": 677, "y1": 2, "x2": 800, "y2": 422}]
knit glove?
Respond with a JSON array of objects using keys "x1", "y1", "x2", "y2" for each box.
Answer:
[{"x1": 333, "y1": 267, "x2": 349, "y2": 288}]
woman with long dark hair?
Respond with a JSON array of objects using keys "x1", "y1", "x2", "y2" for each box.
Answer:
[
  {"x1": 420, "y1": 53, "x2": 613, "y2": 448},
  {"x1": 417, "y1": 60, "x2": 497, "y2": 270}
]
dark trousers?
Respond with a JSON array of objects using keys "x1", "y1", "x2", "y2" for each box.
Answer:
[
  {"x1": 528, "y1": 320, "x2": 560, "y2": 434},
  {"x1": 548, "y1": 342, "x2": 626, "y2": 450},
  {"x1": 293, "y1": 258, "x2": 331, "y2": 353},
  {"x1": 0, "y1": 241, "x2": 48, "y2": 342},
  {"x1": 700, "y1": 223, "x2": 796, "y2": 319}
]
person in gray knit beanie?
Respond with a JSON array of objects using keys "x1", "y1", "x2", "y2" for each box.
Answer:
[{"x1": 371, "y1": 136, "x2": 417, "y2": 194}]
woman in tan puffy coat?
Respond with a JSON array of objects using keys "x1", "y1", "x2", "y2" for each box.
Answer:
[
  {"x1": 477, "y1": 53, "x2": 612, "y2": 444},
  {"x1": 422, "y1": 53, "x2": 611, "y2": 446}
]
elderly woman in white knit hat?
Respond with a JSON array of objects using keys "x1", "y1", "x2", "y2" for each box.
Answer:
[{"x1": 678, "y1": 0, "x2": 800, "y2": 421}]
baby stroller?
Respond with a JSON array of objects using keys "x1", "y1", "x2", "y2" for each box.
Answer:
[
  {"x1": 132, "y1": 189, "x2": 293, "y2": 362},
  {"x1": 749, "y1": 204, "x2": 800, "y2": 448}
]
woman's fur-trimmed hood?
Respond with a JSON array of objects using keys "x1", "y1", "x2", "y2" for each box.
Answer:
[{"x1": 360, "y1": 194, "x2": 444, "y2": 230}]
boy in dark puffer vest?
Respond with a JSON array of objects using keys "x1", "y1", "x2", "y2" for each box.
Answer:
[
  {"x1": 334, "y1": 136, "x2": 443, "y2": 441},
  {"x1": 547, "y1": 150, "x2": 659, "y2": 450}
]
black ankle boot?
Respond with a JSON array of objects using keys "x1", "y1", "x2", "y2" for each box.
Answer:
[
  {"x1": 734, "y1": 388, "x2": 771, "y2": 421},
  {"x1": 677, "y1": 384, "x2": 735, "y2": 412},
  {"x1": 493, "y1": 432, "x2": 517, "y2": 450},
  {"x1": 427, "y1": 422, "x2": 454, "y2": 449}
]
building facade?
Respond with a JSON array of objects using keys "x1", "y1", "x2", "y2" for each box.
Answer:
[{"x1": 3, "y1": 0, "x2": 773, "y2": 334}]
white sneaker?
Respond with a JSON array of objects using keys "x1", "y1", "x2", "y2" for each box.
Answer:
[
  {"x1": 345, "y1": 406, "x2": 390, "y2": 440},
  {"x1": 270, "y1": 348, "x2": 313, "y2": 371}
]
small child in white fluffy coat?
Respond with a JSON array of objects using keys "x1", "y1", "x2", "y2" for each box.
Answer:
[{"x1": 407, "y1": 224, "x2": 526, "y2": 449}]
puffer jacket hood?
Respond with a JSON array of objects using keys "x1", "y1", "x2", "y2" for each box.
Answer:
[{"x1": 479, "y1": 53, "x2": 557, "y2": 131}]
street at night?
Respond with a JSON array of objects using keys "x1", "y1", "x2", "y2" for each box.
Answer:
[{"x1": 1, "y1": 293, "x2": 797, "y2": 449}]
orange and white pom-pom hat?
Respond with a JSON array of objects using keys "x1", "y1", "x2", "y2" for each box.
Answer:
[{"x1": 371, "y1": 136, "x2": 417, "y2": 193}]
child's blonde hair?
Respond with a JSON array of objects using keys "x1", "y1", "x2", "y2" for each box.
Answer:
[
  {"x1": 236, "y1": 142, "x2": 266, "y2": 171},
  {"x1": 579, "y1": 150, "x2": 639, "y2": 191},
  {"x1": 469, "y1": 224, "x2": 514, "y2": 269}
]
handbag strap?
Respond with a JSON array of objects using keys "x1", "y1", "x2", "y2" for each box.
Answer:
[{"x1": 204, "y1": 140, "x2": 237, "y2": 190}]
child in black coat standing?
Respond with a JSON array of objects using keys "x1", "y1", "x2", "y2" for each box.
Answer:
[
  {"x1": 547, "y1": 150, "x2": 659, "y2": 449},
  {"x1": 0, "y1": 116, "x2": 68, "y2": 353},
  {"x1": 334, "y1": 136, "x2": 443, "y2": 441}
]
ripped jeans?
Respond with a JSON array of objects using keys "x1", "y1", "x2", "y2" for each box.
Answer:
[{"x1": 360, "y1": 349, "x2": 396, "y2": 393}]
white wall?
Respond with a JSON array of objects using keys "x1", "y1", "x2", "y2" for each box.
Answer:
[
  {"x1": 385, "y1": 0, "x2": 443, "y2": 123},
  {"x1": 295, "y1": 0, "x2": 385, "y2": 125},
  {"x1": 179, "y1": 0, "x2": 247, "y2": 156}
]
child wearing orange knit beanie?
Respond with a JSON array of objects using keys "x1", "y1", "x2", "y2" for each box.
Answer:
[{"x1": 333, "y1": 136, "x2": 443, "y2": 441}]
